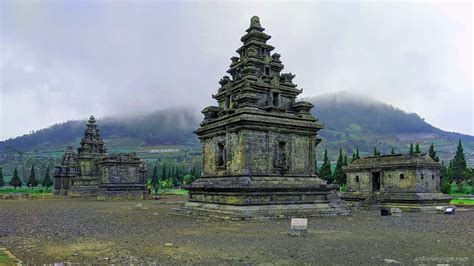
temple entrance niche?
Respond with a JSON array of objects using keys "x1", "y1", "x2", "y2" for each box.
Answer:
[{"x1": 372, "y1": 172, "x2": 381, "y2": 192}]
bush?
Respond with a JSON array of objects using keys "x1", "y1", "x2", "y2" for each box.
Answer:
[
  {"x1": 339, "y1": 184, "x2": 347, "y2": 193},
  {"x1": 160, "y1": 178, "x2": 174, "y2": 190},
  {"x1": 440, "y1": 178, "x2": 451, "y2": 194}
]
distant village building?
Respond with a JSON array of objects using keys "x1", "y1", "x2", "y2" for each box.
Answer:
[
  {"x1": 53, "y1": 116, "x2": 147, "y2": 198},
  {"x1": 342, "y1": 153, "x2": 451, "y2": 210},
  {"x1": 182, "y1": 16, "x2": 350, "y2": 219}
]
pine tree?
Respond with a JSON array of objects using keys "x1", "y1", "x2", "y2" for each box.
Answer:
[
  {"x1": 391, "y1": 148, "x2": 395, "y2": 155},
  {"x1": 343, "y1": 155, "x2": 348, "y2": 167},
  {"x1": 447, "y1": 160, "x2": 454, "y2": 182},
  {"x1": 440, "y1": 175, "x2": 451, "y2": 194},
  {"x1": 373, "y1": 147, "x2": 378, "y2": 156},
  {"x1": 319, "y1": 149, "x2": 333, "y2": 183},
  {"x1": 27, "y1": 165, "x2": 39, "y2": 188},
  {"x1": 428, "y1": 143, "x2": 439, "y2": 162},
  {"x1": 333, "y1": 149, "x2": 346, "y2": 185},
  {"x1": 9, "y1": 168, "x2": 22, "y2": 189},
  {"x1": 351, "y1": 152, "x2": 356, "y2": 163},
  {"x1": 355, "y1": 148, "x2": 360, "y2": 160},
  {"x1": 440, "y1": 161, "x2": 450, "y2": 194},
  {"x1": 0, "y1": 167, "x2": 4, "y2": 187},
  {"x1": 409, "y1": 143, "x2": 414, "y2": 154},
  {"x1": 161, "y1": 164, "x2": 167, "y2": 181},
  {"x1": 150, "y1": 165, "x2": 159, "y2": 195},
  {"x1": 415, "y1": 143, "x2": 421, "y2": 154},
  {"x1": 41, "y1": 166, "x2": 53, "y2": 188},
  {"x1": 452, "y1": 140, "x2": 467, "y2": 187}
]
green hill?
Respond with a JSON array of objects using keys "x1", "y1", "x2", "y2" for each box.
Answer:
[
  {"x1": 1, "y1": 92, "x2": 472, "y2": 178},
  {"x1": 307, "y1": 92, "x2": 474, "y2": 163}
]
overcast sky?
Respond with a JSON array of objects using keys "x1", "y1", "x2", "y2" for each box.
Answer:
[{"x1": 1, "y1": 0, "x2": 472, "y2": 140}]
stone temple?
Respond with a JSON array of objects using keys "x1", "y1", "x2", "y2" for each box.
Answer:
[
  {"x1": 341, "y1": 153, "x2": 451, "y2": 211},
  {"x1": 53, "y1": 116, "x2": 148, "y2": 198},
  {"x1": 182, "y1": 16, "x2": 350, "y2": 219}
]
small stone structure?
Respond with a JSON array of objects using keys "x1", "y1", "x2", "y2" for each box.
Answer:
[
  {"x1": 53, "y1": 116, "x2": 148, "y2": 198},
  {"x1": 181, "y1": 16, "x2": 350, "y2": 219},
  {"x1": 342, "y1": 153, "x2": 451, "y2": 211}
]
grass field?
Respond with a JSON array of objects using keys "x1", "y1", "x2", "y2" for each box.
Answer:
[
  {"x1": 0, "y1": 187, "x2": 52, "y2": 195},
  {"x1": 450, "y1": 199, "x2": 474, "y2": 205},
  {"x1": 449, "y1": 183, "x2": 473, "y2": 196},
  {"x1": 158, "y1": 189, "x2": 188, "y2": 195}
]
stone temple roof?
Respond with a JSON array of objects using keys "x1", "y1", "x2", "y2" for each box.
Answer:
[{"x1": 344, "y1": 153, "x2": 441, "y2": 172}]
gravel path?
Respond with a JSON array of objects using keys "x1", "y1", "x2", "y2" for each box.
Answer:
[{"x1": 1, "y1": 196, "x2": 473, "y2": 264}]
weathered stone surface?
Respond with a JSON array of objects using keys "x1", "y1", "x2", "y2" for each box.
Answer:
[
  {"x1": 183, "y1": 16, "x2": 350, "y2": 219},
  {"x1": 53, "y1": 116, "x2": 148, "y2": 199},
  {"x1": 342, "y1": 153, "x2": 451, "y2": 211}
]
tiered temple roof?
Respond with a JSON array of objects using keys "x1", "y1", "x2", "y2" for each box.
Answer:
[
  {"x1": 209, "y1": 16, "x2": 311, "y2": 115},
  {"x1": 78, "y1": 115, "x2": 106, "y2": 154}
]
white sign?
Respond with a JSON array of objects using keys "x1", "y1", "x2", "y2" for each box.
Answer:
[{"x1": 291, "y1": 218, "x2": 308, "y2": 230}]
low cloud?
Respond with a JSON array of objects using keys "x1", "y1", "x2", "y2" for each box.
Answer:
[{"x1": 1, "y1": 1, "x2": 472, "y2": 140}]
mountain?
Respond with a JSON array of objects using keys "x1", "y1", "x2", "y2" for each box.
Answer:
[
  {"x1": 0, "y1": 107, "x2": 200, "y2": 152},
  {"x1": 307, "y1": 92, "x2": 474, "y2": 164},
  {"x1": 1, "y1": 92, "x2": 473, "y2": 175}
]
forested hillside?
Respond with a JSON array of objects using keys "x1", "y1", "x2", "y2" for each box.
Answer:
[{"x1": 1, "y1": 92, "x2": 473, "y2": 179}]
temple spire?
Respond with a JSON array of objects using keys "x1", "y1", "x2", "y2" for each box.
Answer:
[
  {"x1": 246, "y1": 16, "x2": 264, "y2": 32},
  {"x1": 78, "y1": 115, "x2": 106, "y2": 154}
]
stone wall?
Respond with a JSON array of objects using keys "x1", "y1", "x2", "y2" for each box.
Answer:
[
  {"x1": 201, "y1": 128, "x2": 314, "y2": 177},
  {"x1": 347, "y1": 167, "x2": 441, "y2": 193}
]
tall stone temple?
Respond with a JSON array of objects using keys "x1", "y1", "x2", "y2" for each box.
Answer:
[
  {"x1": 53, "y1": 116, "x2": 148, "y2": 198},
  {"x1": 183, "y1": 16, "x2": 350, "y2": 219}
]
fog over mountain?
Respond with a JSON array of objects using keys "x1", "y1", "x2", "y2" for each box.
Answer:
[{"x1": 1, "y1": 1, "x2": 472, "y2": 140}]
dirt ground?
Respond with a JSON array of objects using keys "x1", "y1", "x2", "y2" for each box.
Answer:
[{"x1": 0, "y1": 195, "x2": 473, "y2": 265}]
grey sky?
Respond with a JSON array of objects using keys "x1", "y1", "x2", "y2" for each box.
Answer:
[{"x1": 1, "y1": 1, "x2": 472, "y2": 140}]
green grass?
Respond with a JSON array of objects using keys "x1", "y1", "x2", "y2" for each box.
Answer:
[
  {"x1": 449, "y1": 182, "x2": 473, "y2": 196},
  {"x1": 0, "y1": 186, "x2": 52, "y2": 195},
  {"x1": 159, "y1": 189, "x2": 188, "y2": 195},
  {"x1": 450, "y1": 199, "x2": 474, "y2": 205}
]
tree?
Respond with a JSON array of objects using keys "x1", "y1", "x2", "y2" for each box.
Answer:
[
  {"x1": 440, "y1": 161, "x2": 450, "y2": 194},
  {"x1": 9, "y1": 168, "x2": 22, "y2": 189},
  {"x1": 0, "y1": 167, "x2": 4, "y2": 187},
  {"x1": 41, "y1": 166, "x2": 53, "y2": 188},
  {"x1": 333, "y1": 149, "x2": 346, "y2": 185},
  {"x1": 319, "y1": 149, "x2": 333, "y2": 183},
  {"x1": 415, "y1": 143, "x2": 421, "y2": 154},
  {"x1": 451, "y1": 140, "x2": 467, "y2": 191},
  {"x1": 27, "y1": 165, "x2": 39, "y2": 188},
  {"x1": 428, "y1": 143, "x2": 439, "y2": 162},
  {"x1": 373, "y1": 147, "x2": 378, "y2": 156},
  {"x1": 355, "y1": 148, "x2": 360, "y2": 160},
  {"x1": 351, "y1": 153, "x2": 356, "y2": 163},
  {"x1": 440, "y1": 175, "x2": 451, "y2": 194},
  {"x1": 183, "y1": 174, "x2": 196, "y2": 185},
  {"x1": 409, "y1": 143, "x2": 414, "y2": 154},
  {"x1": 150, "y1": 165, "x2": 159, "y2": 195},
  {"x1": 161, "y1": 164, "x2": 167, "y2": 181},
  {"x1": 343, "y1": 155, "x2": 348, "y2": 167},
  {"x1": 391, "y1": 147, "x2": 395, "y2": 155}
]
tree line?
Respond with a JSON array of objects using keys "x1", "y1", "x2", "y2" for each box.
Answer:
[
  {"x1": 147, "y1": 163, "x2": 200, "y2": 195},
  {"x1": 0, "y1": 165, "x2": 53, "y2": 189}
]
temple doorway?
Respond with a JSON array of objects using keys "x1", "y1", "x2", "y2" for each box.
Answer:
[{"x1": 372, "y1": 172, "x2": 381, "y2": 192}]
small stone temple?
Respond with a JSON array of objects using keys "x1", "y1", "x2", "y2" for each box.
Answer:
[
  {"x1": 342, "y1": 153, "x2": 451, "y2": 211},
  {"x1": 53, "y1": 116, "x2": 148, "y2": 198},
  {"x1": 182, "y1": 16, "x2": 350, "y2": 219}
]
